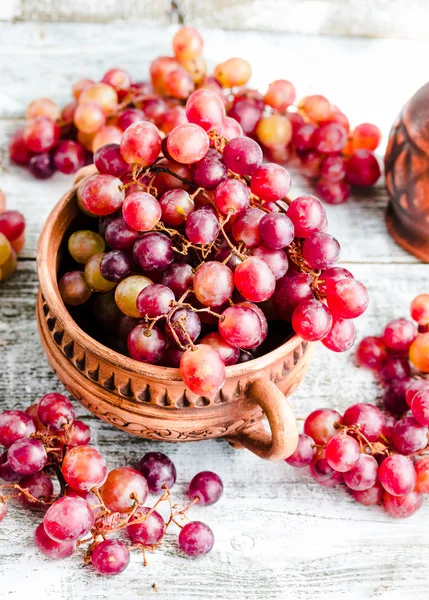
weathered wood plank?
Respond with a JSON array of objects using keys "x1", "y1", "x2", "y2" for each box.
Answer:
[
  {"x1": 1, "y1": 261, "x2": 429, "y2": 600},
  {"x1": 3, "y1": 0, "x2": 429, "y2": 40}
]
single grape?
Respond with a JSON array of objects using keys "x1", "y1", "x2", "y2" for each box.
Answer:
[
  {"x1": 286, "y1": 195, "x2": 326, "y2": 238},
  {"x1": 313, "y1": 123, "x2": 347, "y2": 155},
  {"x1": 0, "y1": 410, "x2": 36, "y2": 447},
  {"x1": 415, "y1": 457, "x2": 429, "y2": 493},
  {"x1": 193, "y1": 262, "x2": 234, "y2": 307},
  {"x1": 165, "y1": 66, "x2": 195, "y2": 99},
  {"x1": 185, "y1": 209, "x2": 220, "y2": 245},
  {"x1": 200, "y1": 332, "x2": 239, "y2": 366},
  {"x1": 228, "y1": 99, "x2": 262, "y2": 136},
  {"x1": 67, "y1": 420, "x2": 91, "y2": 448},
  {"x1": 300, "y1": 95, "x2": 331, "y2": 121},
  {"x1": 99, "y1": 250, "x2": 133, "y2": 283},
  {"x1": 319, "y1": 155, "x2": 346, "y2": 182},
  {"x1": 250, "y1": 163, "x2": 291, "y2": 203},
  {"x1": 252, "y1": 246, "x2": 288, "y2": 281},
  {"x1": 141, "y1": 96, "x2": 168, "y2": 125},
  {"x1": 351, "y1": 123, "x2": 381, "y2": 151},
  {"x1": 128, "y1": 324, "x2": 166, "y2": 364},
  {"x1": 161, "y1": 105, "x2": 188, "y2": 134},
  {"x1": 233, "y1": 256, "x2": 276, "y2": 303},
  {"x1": 292, "y1": 299, "x2": 333, "y2": 341},
  {"x1": 105, "y1": 217, "x2": 139, "y2": 251},
  {"x1": 7, "y1": 437, "x2": 46, "y2": 475},
  {"x1": 84, "y1": 253, "x2": 117, "y2": 293},
  {"x1": 346, "y1": 149, "x2": 381, "y2": 186},
  {"x1": 180, "y1": 345, "x2": 226, "y2": 396},
  {"x1": 383, "y1": 318, "x2": 417, "y2": 352},
  {"x1": 79, "y1": 82, "x2": 118, "y2": 113},
  {"x1": 356, "y1": 336, "x2": 388, "y2": 370},
  {"x1": 378, "y1": 454, "x2": 416, "y2": 496},
  {"x1": 162, "y1": 263, "x2": 193, "y2": 299},
  {"x1": 309, "y1": 458, "x2": 343, "y2": 487},
  {"x1": 186, "y1": 89, "x2": 225, "y2": 131},
  {"x1": 406, "y1": 380, "x2": 429, "y2": 408},
  {"x1": 178, "y1": 521, "x2": 214, "y2": 557},
  {"x1": 188, "y1": 471, "x2": 223, "y2": 505},
  {"x1": 379, "y1": 356, "x2": 411, "y2": 383},
  {"x1": 18, "y1": 472, "x2": 54, "y2": 507},
  {"x1": 213, "y1": 116, "x2": 243, "y2": 140},
  {"x1": 68, "y1": 230, "x2": 105, "y2": 265},
  {"x1": 23, "y1": 116, "x2": 60, "y2": 152},
  {"x1": 139, "y1": 452, "x2": 177, "y2": 493},
  {"x1": 53, "y1": 141, "x2": 86, "y2": 175},
  {"x1": 271, "y1": 273, "x2": 314, "y2": 321},
  {"x1": 38, "y1": 393, "x2": 75, "y2": 431},
  {"x1": 8, "y1": 129, "x2": 33, "y2": 165},
  {"x1": 383, "y1": 490, "x2": 423, "y2": 518},
  {"x1": 222, "y1": 136, "x2": 263, "y2": 176},
  {"x1": 342, "y1": 403, "x2": 384, "y2": 441},
  {"x1": 258, "y1": 213, "x2": 294, "y2": 250},
  {"x1": 0, "y1": 451, "x2": 20, "y2": 482},
  {"x1": 218, "y1": 303, "x2": 266, "y2": 349},
  {"x1": 91, "y1": 539, "x2": 130, "y2": 576},
  {"x1": 150, "y1": 56, "x2": 180, "y2": 94},
  {"x1": 159, "y1": 189, "x2": 195, "y2": 226},
  {"x1": 127, "y1": 506, "x2": 165, "y2": 545},
  {"x1": 285, "y1": 433, "x2": 316, "y2": 468},
  {"x1": 257, "y1": 114, "x2": 292, "y2": 148},
  {"x1": 74, "y1": 102, "x2": 106, "y2": 134},
  {"x1": 93, "y1": 126, "x2": 124, "y2": 153},
  {"x1": 120, "y1": 121, "x2": 161, "y2": 166},
  {"x1": 72, "y1": 78, "x2": 95, "y2": 100},
  {"x1": 78, "y1": 174, "x2": 124, "y2": 217},
  {"x1": 231, "y1": 207, "x2": 265, "y2": 248},
  {"x1": 26, "y1": 97, "x2": 60, "y2": 121},
  {"x1": 302, "y1": 232, "x2": 340, "y2": 270},
  {"x1": 321, "y1": 318, "x2": 356, "y2": 352},
  {"x1": 409, "y1": 333, "x2": 429, "y2": 373},
  {"x1": 214, "y1": 57, "x2": 252, "y2": 87},
  {"x1": 167, "y1": 123, "x2": 209, "y2": 164},
  {"x1": 122, "y1": 191, "x2": 161, "y2": 232},
  {"x1": 391, "y1": 416, "x2": 428, "y2": 454},
  {"x1": 62, "y1": 445, "x2": 107, "y2": 492},
  {"x1": 29, "y1": 153, "x2": 56, "y2": 179},
  {"x1": 117, "y1": 107, "x2": 145, "y2": 131},
  {"x1": 165, "y1": 308, "x2": 201, "y2": 346},
  {"x1": 214, "y1": 179, "x2": 250, "y2": 216},
  {"x1": 316, "y1": 179, "x2": 350, "y2": 205},
  {"x1": 292, "y1": 123, "x2": 317, "y2": 151},
  {"x1": 303, "y1": 408, "x2": 341, "y2": 444},
  {"x1": 34, "y1": 523, "x2": 76, "y2": 560},
  {"x1": 102, "y1": 67, "x2": 132, "y2": 93},
  {"x1": 325, "y1": 278, "x2": 369, "y2": 319},
  {"x1": 133, "y1": 233, "x2": 174, "y2": 272},
  {"x1": 101, "y1": 467, "x2": 149, "y2": 513},
  {"x1": 173, "y1": 26, "x2": 203, "y2": 59},
  {"x1": 351, "y1": 481, "x2": 384, "y2": 506},
  {"x1": 410, "y1": 294, "x2": 429, "y2": 324},
  {"x1": 136, "y1": 283, "x2": 175, "y2": 318},
  {"x1": 324, "y1": 433, "x2": 360, "y2": 472},
  {"x1": 94, "y1": 143, "x2": 129, "y2": 177},
  {"x1": 383, "y1": 379, "x2": 410, "y2": 414},
  {"x1": 264, "y1": 79, "x2": 296, "y2": 111},
  {"x1": 343, "y1": 454, "x2": 378, "y2": 491}
]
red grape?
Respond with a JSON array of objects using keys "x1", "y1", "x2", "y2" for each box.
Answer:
[
  {"x1": 222, "y1": 136, "x2": 263, "y2": 176},
  {"x1": 127, "y1": 506, "x2": 165, "y2": 545},
  {"x1": 101, "y1": 467, "x2": 149, "y2": 513},
  {"x1": 343, "y1": 454, "x2": 378, "y2": 491},
  {"x1": 271, "y1": 273, "x2": 314, "y2": 321},
  {"x1": 304, "y1": 408, "x2": 341, "y2": 444},
  {"x1": 185, "y1": 209, "x2": 220, "y2": 245},
  {"x1": 0, "y1": 410, "x2": 36, "y2": 448},
  {"x1": 292, "y1": 299, "x2": 333, "y2": 341},
  {"x1": 302, "y1": 232, "x2": 340, "y2": 270},
  {"x1": 378, "y1": 455, "x2": 416, "y2": 496},
  {"x1": 188, "y1": 471, "x2": 223, "y2": 505},
  {"x1": 91, "y1": 539, "x2": 130, "y2": 575},
  {"x1": 356, "y1": 336, "x2": 387, "y2": 369},
  {"x1": 286, "y1": 195, "x2": 326, "y2": 238},
  {"x1": 342, "y1": 403, "x2": 384, "y2": 441},
  {"x1": 180, "y1": 345, "x2": 226, "y2": 395},
  {"x1": 23, "y1": 117, "x2": 60, "y2": 152},
  {"x1": 62, "y1": 446, "x2": 107, "y2": 492},
  {"x1": 136, "y1": 283, "x2": 175, "y2": 318},
  {"x1": 214, "y1": 179, "x2": 249, "y2": 215},
  {"x1": 38, "y1": 393, "x2": 75, "y2": 431},
  {"x1": 352, "y1": 481, "x2": 383, "y2": 506},
  {"x1": 120, "y1": 121, "x2": 161, "y2": 166},
  {"x1": 186, "y1": 89, "x2": 225, "y2": 131},
  {"x1": 178, "y1": 521, "x2": 214, "y2": 557},
  {"x1": 159, "y1": 189, "x2": 195, "y2": 226},
  {"x1": 325, "y1": 278, "x2": 369, "y2": 319},
  {"x1": 258, "y1": 212, "x2": 294, "y2": 250},
  {"x1": 382, "y1": 318, "x2": 417, "y2": 352},
  {"x1": 345, "y1": 150, "x2": 381, "y2": 186},
  {"x1": 309, "y1": 458, "x2": 343, "y2": 487},
  {"x1": 321, "y1": 318, "x2": 356, "y2": 352},
  {"x1": 285, "y1": 434, "x2": 316, "y2": 468},
  {"x1": 200, "y1": 332, "x2": 239, "y2": 366},
  {"x1": 231, "y1": 207, "x2": 264, "y2": 248},
  {"x1": 165, "y1": 308, "x2": 201, "y2": 346},
  {"x1": 7, "y1": 439, "x2": 47, "y2": 475},
  {"x1": 193, "y1": 261, "x2": 234, "y2": 307},
  {"x1": 127, "y1": 324, "x2": 166, "y2": 364},
  {"x1": 391, "y1": 416, "x2": 428, "y2": 454},
  {"x1": 250, "y1": 163, "x2": 291, "y2": 202},
  {"x1": 18, "y1": 472, "x2": 54, "y2": 507},
  {"x1": 78, "y1": 174, "x2": 124, "y2": 217},
  {"x1": 219, "y1": 303, "x2": 266, "y2": 349},
  {"x1": 94, "y1": 143, "x2": 129, "y2": 177},
  {"x1": 35, "y1": 523, "x2": 76, "y2": 559},
  {"x1": 325, "y1": 433, "x2": 360, "y2": 472},
  {"x1": 234, "y1": 256, "x2": 275, "y2": 302},
  {"x1": 167, "y1": 124, "x2": 209, "y2": 164},
  {"x1": 133, "y1": 232, "x2": 174, "y2": 272},
  {"x1": 122, "y1": 191, "x2": 161, "y2": 232},
  {"x1": 383, "y1": 490, "x2": 423, "y2": 518}
]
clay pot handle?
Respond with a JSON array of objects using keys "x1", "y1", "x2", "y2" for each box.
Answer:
[{"x1": 227, "y1": 378, "x2": 298, "y2": 461}]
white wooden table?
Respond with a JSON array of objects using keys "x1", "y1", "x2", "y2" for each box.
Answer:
[{"x1": 0, "y1": 22, "x2": 428, "y2": 600}]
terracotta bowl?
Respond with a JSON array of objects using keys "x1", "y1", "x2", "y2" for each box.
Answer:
[{"x1": 36, "y1": 167, "x2": 314, "y2": 461}]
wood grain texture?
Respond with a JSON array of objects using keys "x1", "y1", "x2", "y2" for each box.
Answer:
[
  {"x1": 1, "y1": 23, "x2": 429, "y2": 600},
  {"x1": 3, "y1": 0, "x2": 429, "y2": 39}
]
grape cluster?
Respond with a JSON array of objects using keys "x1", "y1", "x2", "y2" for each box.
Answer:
[
  {"x1": 57, "y1": 85, "x2": 368, "y2": 397},
  {"x1": 357, "y1": 293, "x2": 429, "y2": 412},
  {"x1": 285, "y1": 294, "x2": 429, "y2": 519},
  {"x1": 0, "y1": 191, "x2": 26, "y2": 282},
  {"x1": 0, "y1": 393, "x2": 223, "y2": 574},
  {"x1": 8, "y1": 26, "x2": 381, "y2": 203}
]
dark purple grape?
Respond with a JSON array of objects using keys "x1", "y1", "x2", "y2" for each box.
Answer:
[
  {"x1": 139, "y1": 452, "x2": 177, "y2": 493},
  {"x1": 188, "y1": 471, "x2": 223, "y2": 505},
  {"x1": 99, "y1": 250, "x2": 133, "y2": 282},
  {"x1": 133, "y1": 233, "x2": 174, "y2": 271},
  {"x1": 29, "y1": 152, "x2": 55, "y2": 179}
]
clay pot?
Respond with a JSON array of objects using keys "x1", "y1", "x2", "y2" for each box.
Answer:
[
  {"x1": 36, "y1": 168, "x2": 313, "y2": 460},
  {"x1": 385, "y1": 81, "x2": 429, "y2": 261}
]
